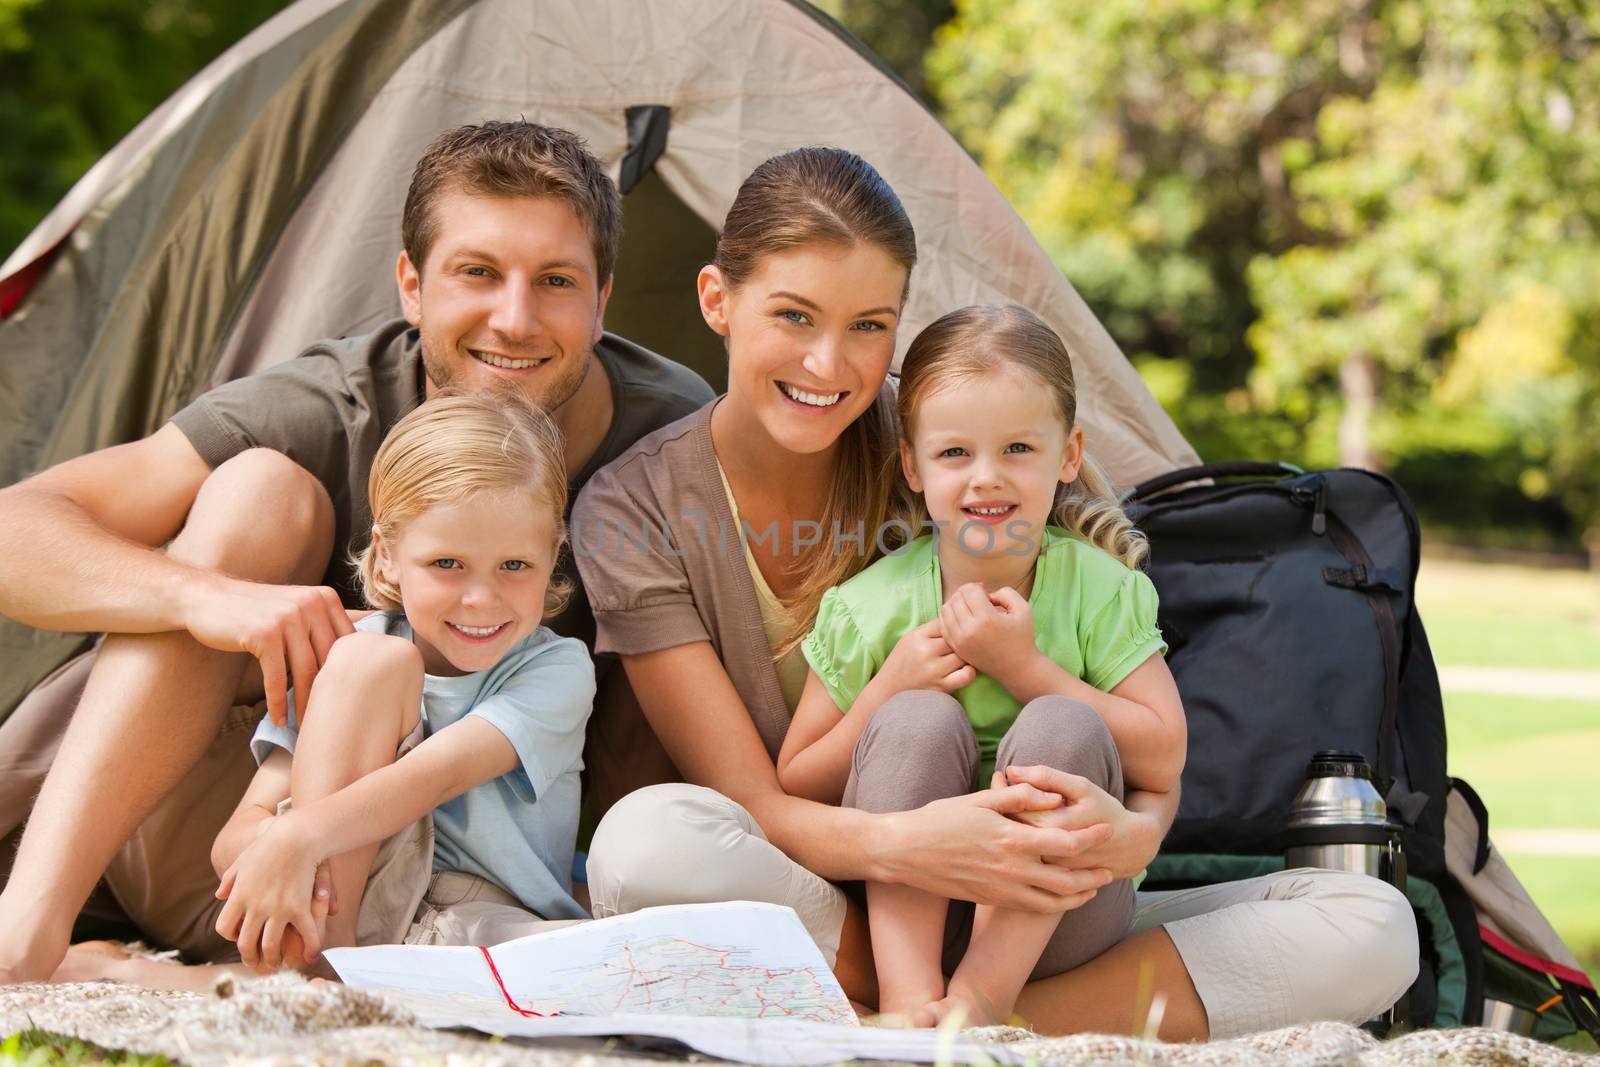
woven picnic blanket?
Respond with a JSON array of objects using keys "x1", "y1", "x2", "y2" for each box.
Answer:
[{"x1": 2, "y1": 975, "x2": 1594, "y2": 1067}]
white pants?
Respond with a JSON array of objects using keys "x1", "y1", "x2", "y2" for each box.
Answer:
[{"x1": 587, "y1": 784, "x2": 1419, "y2": 1039}]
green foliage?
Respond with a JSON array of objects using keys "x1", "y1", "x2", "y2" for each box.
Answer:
[
  {"x1": 0, "y1": 1031, "x2": 169, "y2": 1067},
  {"x1": 0, "y1": 0, "x2": 292, "y2": 257},
  {"x1": 926, "y1": 0, "x2": 1600, "y2": 544}
]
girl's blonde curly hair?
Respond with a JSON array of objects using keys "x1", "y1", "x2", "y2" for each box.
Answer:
[
  {"x1": 895, "y1": 304, "x2": 1149, "y2": 569},
  {"x1": 356, "y1": 388, "x2": 573, "y2": 616}
]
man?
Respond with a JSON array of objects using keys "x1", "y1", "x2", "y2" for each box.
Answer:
[{"x1": 0, "y1": 121, "x2": 713, "y2": 981}]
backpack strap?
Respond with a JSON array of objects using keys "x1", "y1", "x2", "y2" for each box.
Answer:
[
  {"x1": 1451, "y1": 777, "x2": 1493, "y2": 874},
  {"x1": 1322, "y1": 503, "x2": 1403, "y2": 797},
  {"x1": 1122, "y1": 461, "x2": 1304, "y2": 504}
]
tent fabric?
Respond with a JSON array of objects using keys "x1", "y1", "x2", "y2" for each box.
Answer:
[{"x1": 0, "y1": 0, "x2": 1199, "y2": 721}]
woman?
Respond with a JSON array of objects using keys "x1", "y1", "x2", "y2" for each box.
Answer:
[{"x1": 574, "y1": 146, "x2": 1417, "y2": 1038}]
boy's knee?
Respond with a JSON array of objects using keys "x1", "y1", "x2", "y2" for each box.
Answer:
[
  {"x1": 999, "y1": 697, "x2": 1120, "y2": 791},
  {"x1": 322, "y1": 632, "x2": 421, "y2": 683},
  {"x1": 179, "y1": 450, "x2": 334, "y2": 579}
]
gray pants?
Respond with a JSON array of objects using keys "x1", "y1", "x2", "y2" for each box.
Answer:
[{"x1": 841, "y1": 691, "x2": 1134, "y2": 979}]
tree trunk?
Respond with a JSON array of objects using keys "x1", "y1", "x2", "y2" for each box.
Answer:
[{"x1": 1339, "y1": 352, "x2": 1382, "y2": 471}]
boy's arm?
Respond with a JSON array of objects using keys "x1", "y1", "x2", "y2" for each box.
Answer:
[
  {"x1": 243, "y1": 718, "x2": 519, "y2": 867},
  {"x1": 212, "y1": 749, "x2": 293, "y2": 877},
  {"x1": 215, "y1": 720, "x2": 520, "y2": 967}
]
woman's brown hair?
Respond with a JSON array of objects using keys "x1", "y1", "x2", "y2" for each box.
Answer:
[
  {"x1": 895, "y1": 304, "x2": 1149, "y2": 568},
  {"x1": 715, "y1": 147, "x2": 917, "y2": 656}
]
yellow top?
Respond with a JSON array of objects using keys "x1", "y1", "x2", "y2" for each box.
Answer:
[{"x1": 715, "y1": 460, "x2": 809, "y2": 716}]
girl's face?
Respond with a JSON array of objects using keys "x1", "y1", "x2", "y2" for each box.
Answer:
[
  {"x1": 698, "y1": 241, "x2": 907, "y2": 457},
  {"x1": 375, "y1": 490, "x2": 558, "y2": 676},
  {"x1": 901, "y1": 366, "x2": 1085, "y2": 562}
]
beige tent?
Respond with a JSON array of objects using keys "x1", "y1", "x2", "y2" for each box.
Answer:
[{"x1": 0, "y1": 0, "x2": 1197, "y2": 718}]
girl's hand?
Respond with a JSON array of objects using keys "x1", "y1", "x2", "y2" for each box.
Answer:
[
  {"x1": 879, "y1": 618, "x2": 976, "y2": 694},
  {"x1": 938, "y1": 584, "x2": 1041, "y2": 686},
  {"x1": 213, "y1": 814, "x2": 328, "y2": 972}
]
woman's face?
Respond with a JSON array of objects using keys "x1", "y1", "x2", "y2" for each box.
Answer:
[{"x1": 699, "y1": 241, "x2": 907, "y2": 456}]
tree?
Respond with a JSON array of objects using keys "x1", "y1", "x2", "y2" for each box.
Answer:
[
  {"x1": 926, "y1": 0, "x2": 1600, "y2": 545},
  {"x1": 0, "y1": 0, "x2": 293, "y2": 256}
]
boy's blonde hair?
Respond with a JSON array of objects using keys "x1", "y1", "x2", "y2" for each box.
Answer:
[
  {"x1": 356, "y1": 389, "x2": 573, "y2": 615},
  {"x1": 895, "y1": 304, "x2": 1149, "y2": 569}
]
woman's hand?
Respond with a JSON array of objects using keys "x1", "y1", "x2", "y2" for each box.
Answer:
[
  {"x1": 937, "y1": 584, "x2": 1042, "y2": 689},
  {"x1": 213, "y1": 813, "x2": 330, "y2": 972},
  {"x1": 995, "y1": 765, "x2": 1166, "y2": 880},
  {"x1": 878, "y1": 618, "x2": 975, "y2": 694},
  {"x1": 874, "y1": 782, "x2": 1115, "y2": 912}
]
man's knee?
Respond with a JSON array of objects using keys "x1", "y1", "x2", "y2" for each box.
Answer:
[
  {"x1": 175, "y1": 449, "x2": 334, "y2": 580},
  {"x1": 998, "y1": 697, "x2": 1120, "y2": 792}
]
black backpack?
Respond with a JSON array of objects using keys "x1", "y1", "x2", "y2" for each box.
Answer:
[
  {"x1": 1120, "y1": 462, "x2": 1600, "y2": 1040},
  {"x1": 1122, "y1": 461, "x2": 1447, "y2": 872}
]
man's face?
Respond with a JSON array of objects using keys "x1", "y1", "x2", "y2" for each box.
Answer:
[{"x1": 397, "y1": 189, "x2": 612, "y2": 412}]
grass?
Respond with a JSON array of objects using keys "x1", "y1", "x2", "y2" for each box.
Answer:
[
  {"x1": 1418, "y1": 552, "x2": 1600, "y2": 976},
  {"x1": 0, "y1": 1033, "x2": 167, "y2": 1067}
]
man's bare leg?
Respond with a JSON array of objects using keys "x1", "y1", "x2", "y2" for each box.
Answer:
[{"x1": 0, "y1": 450, "x2": 335, "y2": 981}]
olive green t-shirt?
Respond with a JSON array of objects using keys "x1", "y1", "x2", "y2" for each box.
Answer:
[
  {"x1": 168, "y1": 319, "x2": 714, "y2": 646},
  {"x1": 801, "y1": 527, "x2": 1167, "y2": 784}
]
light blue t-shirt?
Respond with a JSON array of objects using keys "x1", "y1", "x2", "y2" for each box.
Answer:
[{"x1": 251, "y1": 612, "x2": 595, "y2": 920}]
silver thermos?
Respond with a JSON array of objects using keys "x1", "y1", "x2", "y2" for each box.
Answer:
[{"x1": 1284, "y1": 750, "x2": 1409, "y2": 1030}]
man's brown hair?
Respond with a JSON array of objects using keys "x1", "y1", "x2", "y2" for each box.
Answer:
[{"x1": 402, "y1": 121, "x2": 622, "y2": 282}]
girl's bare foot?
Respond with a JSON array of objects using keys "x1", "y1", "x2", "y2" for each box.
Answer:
[{"x1": 915, "y1": 984, "x2": 1008, "y2": 1029}]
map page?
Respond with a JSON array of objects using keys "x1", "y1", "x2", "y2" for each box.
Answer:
[
  {"x1": 326, "y1": 902, "x2": 1030, "y2": 1066},
  {"x1": 325, "y1": 901, "x2": 853, "y2": 1025}
]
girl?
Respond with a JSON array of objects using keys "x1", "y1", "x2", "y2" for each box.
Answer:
[
  {"x1": 211, "y1": 388, "x2": 595, "y2": 970},
  {"x1": 776, "y1": 304, "x2": 1187, "y2": 1027}
]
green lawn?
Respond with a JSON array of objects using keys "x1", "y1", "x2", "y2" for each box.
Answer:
[{"x1": 1418, "y1": 554, "x2": 1600, "y2": 974}]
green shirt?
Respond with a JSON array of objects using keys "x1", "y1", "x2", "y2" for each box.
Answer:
[{"x1": 802, "y1": 528, "x2": 1167, "y2": 784}]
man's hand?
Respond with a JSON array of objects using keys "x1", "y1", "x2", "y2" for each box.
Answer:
[
  {"x1": 938, "y1": 583, "x2": 1040, "y2": 687},
  {"x1": 182, "y1": 577, "x2": 353, "y2": 725},
  {"x1": 213, "y1": 812, "x2": 328, "y2": 971},
  {"x1": 994, "y1": 765, "x2": 1165, "y2": 880},
  {"x1": 878, "y1": 618, "x2": 976, "y2": 695}
]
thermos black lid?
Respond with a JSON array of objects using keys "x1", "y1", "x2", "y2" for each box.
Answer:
[{"x1": 1307, "y1": 750, "x2": 1373, "y2": 779}]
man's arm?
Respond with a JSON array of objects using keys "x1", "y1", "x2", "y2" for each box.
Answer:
[
  {"x1": 0, "y1": 423, "x2": 353, "y2": 723},
  {"x1": 0, "y1": 424, "x2": 216, "y2": 633}
]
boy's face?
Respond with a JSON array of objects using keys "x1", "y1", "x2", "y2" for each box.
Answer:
[
  {"x1": 901, "y1": 366, "x2": 1085, "y2": 562},
  {"x1": 397, "y1": 189, "x2": 612, "y2": 416},
  {"x1": 376, "y1": 491, "x2": 557, "y2": 676}
]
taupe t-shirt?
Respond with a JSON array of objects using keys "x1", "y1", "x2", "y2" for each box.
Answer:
[
  {"x1": 169, "y1": 319, "x2": 714, "y2": 645},
  {"x1": 572, "y1": 403, "x2": 794, "y2": 758}
]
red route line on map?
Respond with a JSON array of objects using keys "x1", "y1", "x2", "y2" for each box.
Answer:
[
  {"x1": 478, "y1": 945, "x2": 558, "y2": 1017},
  {"x1": 609, "y1": 939, "x2": 839, "y2": 1019}
]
